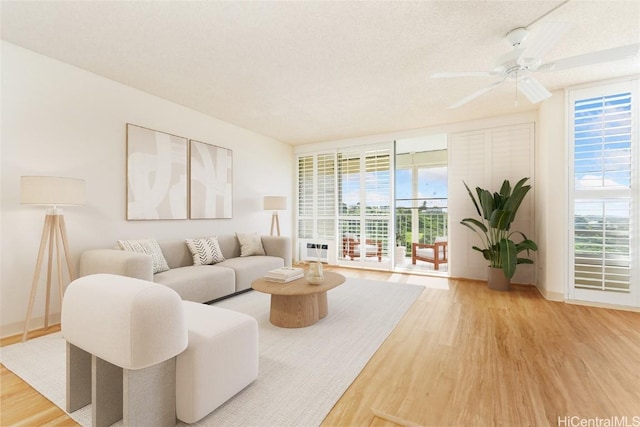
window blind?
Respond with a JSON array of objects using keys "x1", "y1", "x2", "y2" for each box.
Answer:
[
  {"x1": 297, "y1": 155, "x2": 314, "y2": 239},
  {"x1": 296, "y1": 153, "x2": 336, "y2": 240},
  {"x1": 337, "y1": 147, "x2": 392, "y2": 261},
  {"x1": 572, "y1": 91, "x2": 633, "y2": 294}
]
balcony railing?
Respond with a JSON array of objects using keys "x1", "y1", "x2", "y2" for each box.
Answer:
[{"x1": 395, "y1": 203, "x2": 448, "y2": 253}]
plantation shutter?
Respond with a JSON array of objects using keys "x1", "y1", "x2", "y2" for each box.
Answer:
[
  {"x1": 296, "y1": 152, "x2": 337, "y2": 239},
  {"x1": 297, "y1": 155, "x2": 314, "y2": 239},
  {"x1": 316, "y1": 153, "x2": 336, "y2": 239},
  {"x1": 337, "y1": 150, "x2": 361, "y2": 242},
  {"x1": 448, "y1": 130, "x2": 487, "y2": 280},
  {"x1": 569, "y1": 81, "x2": 638, "y2": 306},
  {"x1": 448, "y1": 123, "x2": 535, "y2": 282},
  {"x1": 337, "y1": 146, "x2": 392, "y2": 266},
  {"x1": 364, "y1": 149, "x2": 391, "y2": 257}
]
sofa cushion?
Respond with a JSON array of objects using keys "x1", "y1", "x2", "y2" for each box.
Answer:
[
  {"x1": 236, "y1": 233, "x2": 265, "y2": 257},
  {"x1": 217, "y1": 256, "x2": 284, "y2": 292},
  {"x1": 185, "y1": 237, "x2": 225, "y2": 266},
  {"x1": 117, "y1": 239, "x2": 170, "y2": 274},
  {"x1": 158, "y1": 240, "x2": 193, "y2": 269},
  {"x1": 154, "y1": 265, "x2": 235, "y2": 303},
  {"x1": 216, "y1": 235, "x2": 241, "y2": 259},
  {"x1": 176, "y1": 301, "x2": 258, "y2": 424}
]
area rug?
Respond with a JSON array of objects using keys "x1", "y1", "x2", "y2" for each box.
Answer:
[{"x1": 1, "y1": 278, "x2": 423, "y2": 427}]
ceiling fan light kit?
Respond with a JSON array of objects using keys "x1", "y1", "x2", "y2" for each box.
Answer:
[
  {"x1": 505, "y1": 27, "x2": 529, "y2": 47},
  {"x1": 519, "y1": 77, "x2": 552, "y2": 104},
  {"x1": 432, "y1": 21, "x2": 640, "y2": 109}
]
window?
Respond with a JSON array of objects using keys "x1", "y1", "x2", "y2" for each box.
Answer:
[
  {"x1": 297, "y1": 153, "x2": 336, "y2": 240},
  {"x1": 297, "y1": 155, "x2": 314, "y2": 239},
  {"x1": 337, "y1": 147, "x2": 392, "y2": 265},
  {"x1": 569, "y1": 80, "x2": 638, "y2": 306},
  {"x1": 394, "y1": 149, "x2": 448, "y2": 258}
]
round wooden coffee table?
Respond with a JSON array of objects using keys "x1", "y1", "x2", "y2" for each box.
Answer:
[{"x1": 251, "y1": 271, "x2": 345, "y2": 328}]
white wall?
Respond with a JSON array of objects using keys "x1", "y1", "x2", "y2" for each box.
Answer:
[
  {"x1": 294, "y1": 112, "x2": 538, "y2": 154},
  {"x1": 0, "y1": 42, "x2": 294, "y2": 337},
  {"x1": 535, "y1": 91, "x2": 567, "y2": 301}
]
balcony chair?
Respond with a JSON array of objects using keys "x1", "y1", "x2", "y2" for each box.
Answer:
[
  {"x1": 411, "y1": 237, "x2": 448, "y2": 270},
  {"x1": 342, "y1": 235, "x2": 382, "y2": 261}
]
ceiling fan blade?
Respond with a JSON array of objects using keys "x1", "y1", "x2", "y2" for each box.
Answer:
[
  {"x1": 521, "y1": 22, "x2": 570, "y2": 63},
  {"x1": 448, "y1": 79, "x2": 505, "y2": 109},
  {"x1": 538, "y1": 43, "x2": 640, "y2": 71},
  {"x1": 518, "y1": 76, "x2": 552, "y2": 104},
  {"x1": 431, "y1": 71, "x2": 496, "y2": 78}
]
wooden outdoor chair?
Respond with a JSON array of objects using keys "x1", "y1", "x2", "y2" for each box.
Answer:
[
  {"x1": 411, "y1": 237, "x2": 448, "y2": 270},
  {"x1": 342, "y1": 235, "x2": 382, "y2": 261}
]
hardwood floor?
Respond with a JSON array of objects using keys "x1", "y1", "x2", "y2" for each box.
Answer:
[
  {"x1": 1, "y1": 325, "x2": 80, "y2": 427},
  {"x1": 2, "y1": 268, "x2": 639, "y2": 426}
]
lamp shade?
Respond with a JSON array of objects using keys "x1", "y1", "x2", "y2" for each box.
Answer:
[
  {"x1": 21, "y1": 176, "x2": 85, "y2": 206},
  {"x1": 263, "y1": 196, "x2": 286, "y2": 211}
]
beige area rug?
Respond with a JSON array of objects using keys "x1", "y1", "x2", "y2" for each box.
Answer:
[{"x1": 1, "y1": 278, "x2": 423, "y2": 427}]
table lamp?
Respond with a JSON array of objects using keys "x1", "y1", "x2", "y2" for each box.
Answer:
[
  {"x1": 263, "y1": 196, "x2": 286, "y2": 236},
  {"x1": 20, "y1": 176, "x2": 85, "y2": 341}
]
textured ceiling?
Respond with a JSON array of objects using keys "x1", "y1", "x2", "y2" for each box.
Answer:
[{"x1": 1, "y1": 1, "x2": 639, "y2": 145}]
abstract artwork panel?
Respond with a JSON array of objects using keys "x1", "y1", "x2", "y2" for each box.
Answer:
[
  {"x1": 190, "y1": 140, "x2": 233, "y2": 219},
  {"x1": 126, "y1": 124, "x2": 188, "y2": 220}
]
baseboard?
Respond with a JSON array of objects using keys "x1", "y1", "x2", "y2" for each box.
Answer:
[
  {"x1": 534, "y1": 285, "x2": 640, "y2": 312},
  {"x1": 1, "y1": 313, "x2": 61, "y2": 340},
  {"x1": 564, "y1": 299, "x2": 640, "y2": 313},
  {"x1": 534, "y1": 285, "x2": 564, "y2": 302}
]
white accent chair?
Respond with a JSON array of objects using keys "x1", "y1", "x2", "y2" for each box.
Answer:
[
  {"x1": 62, "y1": 274, "x2": 258, "y2": 426},
  {"x1": 411, "y1": 236, "x2": 448, "y2": 270},
  {"x1": 342, "y1": 235, "x2": 382, "y2": 261},
  {"x1": 176, "y1": 301, "x2": 258, "y2": 423},
  {"x1": 62, "y1": 274, "x2": 187, "y2": 427}
]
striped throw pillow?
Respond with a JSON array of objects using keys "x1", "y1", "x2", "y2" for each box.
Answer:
[
  {"x1": 117, "y1": 239, "x2": 170, "y2": 274},
  {"x1": 185, "y1": 237, "x2": 225, "y2": 266}
]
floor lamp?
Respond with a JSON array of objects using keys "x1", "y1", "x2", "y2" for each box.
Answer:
[
  {"x1": 264, "y1": 196, "x2": 286, "y2": 236},
  {"x1": 21, "y1": 176, "x2": 85, "y2": 342}
]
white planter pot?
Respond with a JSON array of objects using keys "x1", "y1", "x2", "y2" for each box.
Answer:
[{"x1": 395, "y1": 246, "x2": 406, "y2": 265}]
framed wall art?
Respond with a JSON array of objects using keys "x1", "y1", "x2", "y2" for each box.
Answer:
[
  {"x1": 189, "y1": 140, "x2": 233, "y2": 219},
  {"x1": 126, "y1": 123, "x2": 188, "y2": 220}
]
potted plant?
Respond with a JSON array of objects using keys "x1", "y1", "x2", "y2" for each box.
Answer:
[{"x1": 460, "y1": 177, "x2": 538, "y2": 291}]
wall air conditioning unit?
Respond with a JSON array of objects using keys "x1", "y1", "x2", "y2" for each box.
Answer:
[{"x1": 299, "y1": 240, "x2": 334, "y2": 264}]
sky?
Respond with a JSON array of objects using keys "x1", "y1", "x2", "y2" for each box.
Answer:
[
  {"x1": 339, "y1": 165, "x2": 448, "y2": 210},
  {"x1": 395, "y1": 166, "x2": 447, "y2": 208},
  {"x1": 573, "y1": 91, "x2": 632, "y2": 218}
]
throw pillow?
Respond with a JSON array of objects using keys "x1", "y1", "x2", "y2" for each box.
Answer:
[
  {"x1": 185, "y1": 237, "x2": 225, "y2": 266},
  {"x1": 236, "y1": 232, "x2": 265, "y2": 257},
  {"x1": 117, "y1": 239, "x2": 170, "y2": 274}
]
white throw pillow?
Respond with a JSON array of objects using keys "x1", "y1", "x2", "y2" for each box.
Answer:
[
  {"x1": 236, "y1": 232, "x2": 265, "y2": 257},
  {"x1": 117, "y1": 239, "x2": 170, "y2": 274},
  {"x1": 185, "y1": 237, "x2": 225, "y2": 266}
]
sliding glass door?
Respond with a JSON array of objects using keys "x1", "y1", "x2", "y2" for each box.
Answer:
[
  {"x1": 338, "y1": 147, "x2": 391, "y2": 269},
  {"x1": 394, "y1": 144, "x2": 448, "y2": 273}
]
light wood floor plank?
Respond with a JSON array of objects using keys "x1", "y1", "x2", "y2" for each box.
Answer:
[{"x1": 1, "y1": 268, "x2": 639, "y2": 426}]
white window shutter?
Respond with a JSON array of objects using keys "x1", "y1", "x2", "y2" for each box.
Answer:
[{"x1": 449, "y1": 123, "x2": 535, "y2": 283}]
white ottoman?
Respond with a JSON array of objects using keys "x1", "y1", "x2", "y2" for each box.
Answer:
[
  {"x1": 62, "y1": 274, "x2": 187, "y2": 427},
  {"x1": 176, "y1": 301, "x2": 259, "y2": 424}
]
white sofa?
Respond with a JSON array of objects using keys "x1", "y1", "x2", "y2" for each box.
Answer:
[{"x1": 79, "y1": 235, "x2": 291, "y2": 303}]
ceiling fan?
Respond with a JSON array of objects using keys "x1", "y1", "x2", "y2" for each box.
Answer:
[{"x1": 432, "y1": 22, "x2": 640, "y2": 109}]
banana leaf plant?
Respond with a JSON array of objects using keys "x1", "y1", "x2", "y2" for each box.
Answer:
[{"x1": 460, "y1": 177, "x2": 538, "y2": 279}]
